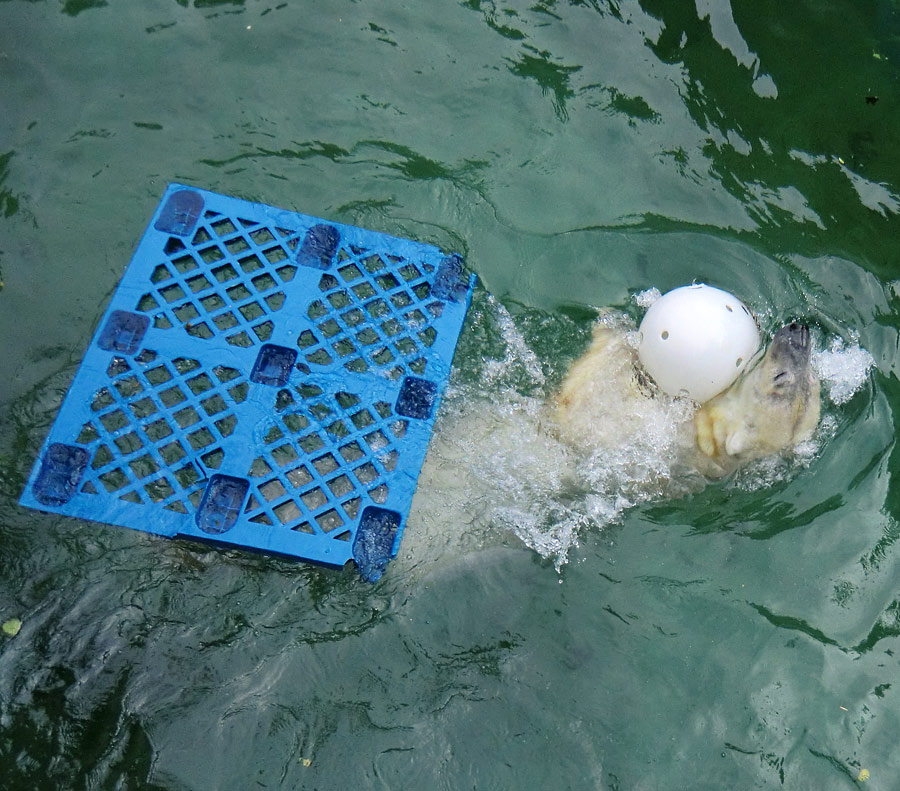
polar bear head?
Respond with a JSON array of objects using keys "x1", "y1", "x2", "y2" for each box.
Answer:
[{"x1": 693, "y1": 322, "x2": 821, "y2": 476}]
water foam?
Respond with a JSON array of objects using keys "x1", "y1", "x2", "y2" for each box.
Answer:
[
  {"x1": 410, "y1": 304, "x2": 694, "y2": 572},
  {"x1": 482, "y1": 295, "x2": 546, "y2": 388},
  {"x1": 812, "y1": 336, "x2": 876, "y2": 405},
  {"x1": 633, "y1": 287, "x2": 662, "y2": 309}
]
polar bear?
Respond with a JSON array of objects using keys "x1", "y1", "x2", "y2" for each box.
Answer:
[
  {"x1": 554, "y1": 318, "x2": 821, "y2": 478},
  {"x1": 401, "y1": 311, "x2": 822, "y2": 578}
]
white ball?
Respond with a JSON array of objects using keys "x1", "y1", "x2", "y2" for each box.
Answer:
[{"x1": 637, "y1": 284, "x2": 760, "y2": 402}]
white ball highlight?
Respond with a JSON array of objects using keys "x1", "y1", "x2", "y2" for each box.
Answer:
[{"x1": 637, "y1": 284, "x2": 760, "y2": 403}]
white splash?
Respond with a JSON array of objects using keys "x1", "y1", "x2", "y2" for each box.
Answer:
[
  {"x1": 482, "y1": 295, "x2": 546, "y2": 388},
  {"x1": 633, "y1": 287, "x2": 662, "y2": 309},
  {"x1": 408, "y1": 304, "x2": 698, "y2": 573},
  {"x1": 812, "y1": 336, "x2": 876, "y2": 405}
]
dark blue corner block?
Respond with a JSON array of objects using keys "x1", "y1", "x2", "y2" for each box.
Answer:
[
  {"x1": 353, "y1": 506, "x2": 401, "y2": 582},
  {"x1": 196, "y1": 475, "x2": 249, "y2": 534},
  {"x1": 297, "y1": 224, "x2": 340, "y2": 269},
  {"x1": 250, "y1": 344, "x2": 298, "y2": 387},
  {"x1": 154, "y1": 189, "x2": 204, "y2": 236},
  {"x1": 395, "y1": 376, "x2": 438, "y2": 419},
  {"x1": 432, "y1": 254, "x2": 468, "y2": 302},
  {"x1": 97, "y1": 310, "x2": 150, "y2": 355},
  {"x1": 33, "y1": 443, "x2": 89, "y2": 506}
]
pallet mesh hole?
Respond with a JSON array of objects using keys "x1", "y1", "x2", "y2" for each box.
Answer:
[
  {"x1": 339, "y1": 441, "x2": 365, "y2": 463},
  {"x1": 225, "y1": 237, "x2": 250, "y2": 255},
  {"x1": 99, "y1": 468, "x2": 129, "y2": 492},
  {"x1": 328, "y1": 474, "x2": 354, "y2": 498},
  {"x1": 298, "y1": 433, "x2": 325, "y2": 453},
  {"x1": 165, "y1": 237, "x2": 186, "y2": 254},
  {"x1": 186, "y1": 274, "x2": 213, "y2": 293},
  {"x1": 286, "y1": 465, "x2": 313, "y2": 488},
  {"x1": 174, "y1": 407, "x2": 200, "y2": 429},
  {"x1": 210, "y1": 219, "x2": 237, "y2": 237},
  {"x1": 259, "y1": 479, "x2": 287, "y2": 502},
  {"x1": 271, "y1": 444, "x2": 300, "y2": 466},
  {"x1": 92, "y1": 445, "x2": 113, "y2": 469},
  {"x1": 174, "y1": 464, "x2": 200, "y2": 488},
  {"x1": 138, "y1": 294, "x2": 159, "y2": 312},
  {"x1": 342, "y1": 497, "x2": 361, "y2": 520},
  {"x1": 338, "y1": 264, "x2": 362, "y2": 282},
  {"x1": 369, "y1": 484, "x2": 389, "y2": 504},
  {"x1": 312, "y1": 453, "x2": 339, "y2": 476},
  {"x1": 187, "y1": 427, "x2": 216, "y2": 450},
  {"x1": 252, "y1": 320, "x2": 274, "y2": 341},
  {"x1": 344, "y1": 358, "x2": 368, "y2": 373},
  {"x1": 201, "y1": 447, "x2": 224, "y2": 468},
  {"x1": 379, "y1": 450, "x2": 398, "y2": 471},
  {"x1": 145, "y1": 418, "x2": 174, "y2": 442},
  {"x1": 316, "y1": 508, "x2": 343, "y2": 532},
  {"x1": 129, "y1": 397, "x2": 157, "y2": 419},
  {"x1": 274, "y1": 499, "x2": 303, "y2": 526},
  {"x1": 283, "y1": 413, "x2": 310, "y2": 433},
  {"x1": 319, "y1": 318, "x2": 341, "y2": 338},
  {"x1": 76, "y1": 423, "x2": 100, "y2": 444},
  {"x1": 201, "y1": 294, "x2": 226, "y2": 312},
  {"x1": 265, "y1": 292, "x2": 285, "y2": 311},
  {"x1": 129, "y1": 455, "x2": 160, "y2": 479},
  {"x1": 326, "y1": 420, "x2": 350, "y2": 438},
  {"x1": 301, "y1": 487, "x2": 327, "y2": 510},
  {"x1": 227, "y1": 331, "x2": 254, "y2": 348},
  {"x1": 277, "y1": 265, "x2": 296, "y2": 281},
  {"x1": 213, "y1": 312, "x2": 240, "y2": 331},
  {"x1": 364, "y1": 430, "x2": 389, "y2": 451},
  {"x1": 100, "y1": 410, "x2": 129, "y2": 433},
  {"x1": 263, "y1": 246, "x2": 288, "y2": 264},
  {"x1": 250, "y1": 228, "x2": 276, "y2": 245},
  {"x1": 355, "y1": 462, "x2": 378, "y2": 485},
  {"x1": 160, "y1": 441, "x2": 187, "y2": 465},
  {"x1": 343, "y1": 307, "x2": 365, "y2": 326},
  {"x1": 297, "y1": 330, "x2": 318, "y2": 349},
  {"x1": 114, "y1": 432, "x2": 143, "y2": 455},
  {"x1": 249, "y1": 457, "x2": 272, "y2": 477}
]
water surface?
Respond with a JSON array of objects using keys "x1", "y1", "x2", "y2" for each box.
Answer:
[{"x1": 2, "y1": 1, "x2": 900, "y2": 788}]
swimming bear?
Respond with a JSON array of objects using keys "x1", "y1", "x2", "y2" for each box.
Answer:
[{"x1": 554, "y1": 318, "x2": 821, "y2": 479}]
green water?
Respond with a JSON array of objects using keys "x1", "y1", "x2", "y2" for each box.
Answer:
[{"x1": 3, "y1": 1, "x2": 900, "y2": 788}]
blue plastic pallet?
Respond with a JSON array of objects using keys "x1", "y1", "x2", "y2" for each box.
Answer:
[{"x1": 20, "y1": 184, "x2": 474, "y2": 581}]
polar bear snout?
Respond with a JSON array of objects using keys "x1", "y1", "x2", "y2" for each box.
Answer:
[
  {"x1": 769, "y1": 322, "x2": 811, "y2": 370},
  {"x1": 773, "y1": 322, "x2": 810, "y2": 353}
]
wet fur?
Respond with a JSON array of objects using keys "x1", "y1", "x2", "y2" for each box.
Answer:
[{"x1": 555, "y1": 319, "x2": 821, "y2": 478}]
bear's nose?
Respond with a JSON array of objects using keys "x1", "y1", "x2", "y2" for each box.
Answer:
[
  {"x1": 774, "y1": 322, "x2": 810, "y2": 351},
  {"x1": 791, "y1": 322, "x2": 810, "y2": 347}
]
